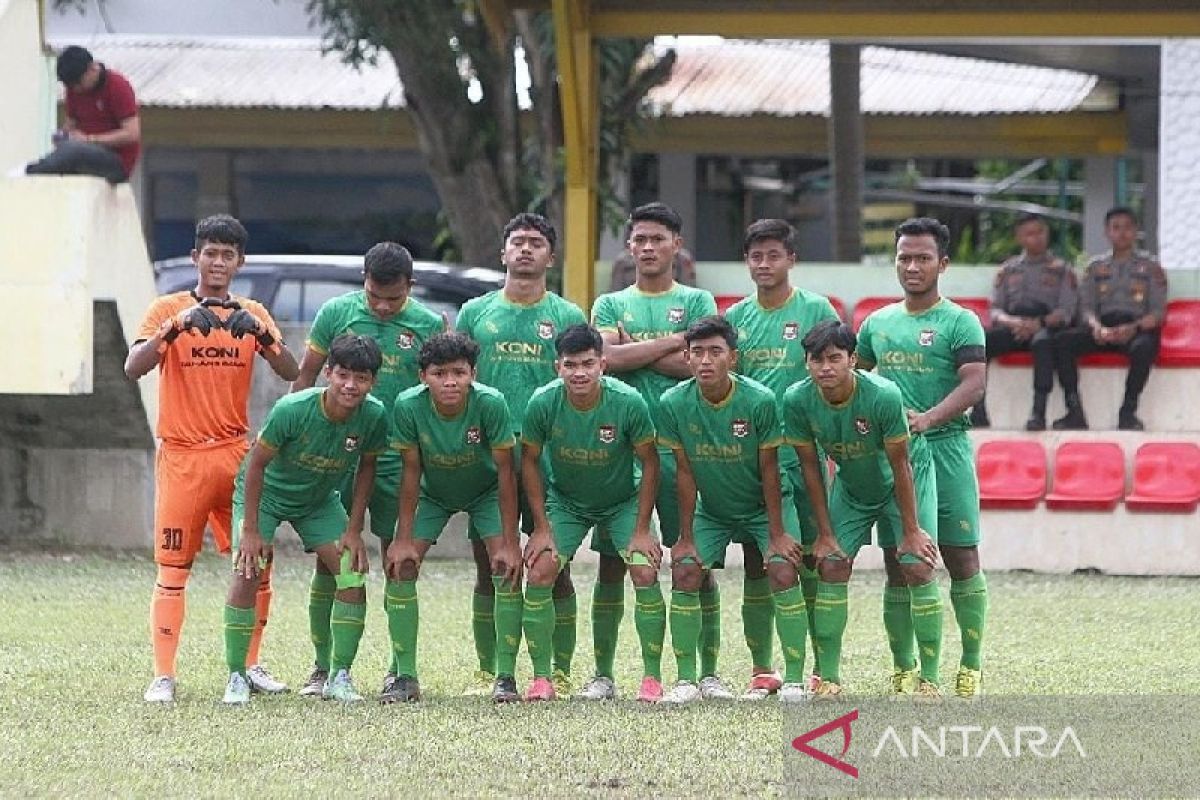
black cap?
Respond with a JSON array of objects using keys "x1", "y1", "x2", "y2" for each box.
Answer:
[{"x1": 56, "y1": 45, "x2": 94, "y2": 85}]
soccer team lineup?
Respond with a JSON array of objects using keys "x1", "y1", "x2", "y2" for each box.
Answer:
[{"x1": 129, "y1": 202, "x2": 989, "y2": 707}]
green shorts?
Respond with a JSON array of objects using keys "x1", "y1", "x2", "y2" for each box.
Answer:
[
  {"x1": 784, "y1": 462, "x2": 823, "y2": 547},
  {"x1": 467, "y1": 438, "x2": 533, "y2": 542},
  {"x1": 339, "y1": 450, "x2": 402, "y2": 540},
  {"x1": 414, "y1": 486, "x2": 503, "y2": 543},
  {"x1": 546, "y1": 492, "x2": 650, "y2": 566},
  {"x1": 693, "y1": 493, "x2": 802, "y2": 570},
  {"x1": 926, "y1": 433, "x2": 981, "y2": 547},
  {"x1": 232, "y1": 492, "x2": 346, "y2": 552},
  {"x1": 827, "y1": 445, "x2": 938, "y2": 563},
  {"x1": 591, "y1": 446, "x2": 676, "y2": 557}
]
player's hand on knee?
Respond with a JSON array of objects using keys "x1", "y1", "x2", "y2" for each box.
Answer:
[
  {"x1": 898, "y1": 527, "x2": 939, "y2": 567},
  {"x1": 629, "y1": 528, "x2": 662, "y2": 571},
  {"x1": 340, "y1": 532, "x2": 370, "y2": 574},
  {"x1": 669, "y1": 538, "x2": 700, "y2": 567},
  {"x1": 522, "y1": 529, "x2": 556, "y2": 570},
  {"x1": 492, "y1": 541, "x2": 523, "y2": 589},
  {"x1": 385, "y1": 539, "x2": 420, "y2": 580},
  {"x1": 234, "y1": 531, "x2": 266, "y2": 580},
  {"x1": 811, "y1": 535, "x2": 846, "y2": 563},
  {"x1": 767, "y1": 534, "x2": 804, "y2": 567}
]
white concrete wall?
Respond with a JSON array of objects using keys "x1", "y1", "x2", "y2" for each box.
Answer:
[
  {"x1": 1159, "y1": 39, "x2": 1200, "y2": 271},
  {"x1": 0, "y1": 0, "x2": 53, "y2": 173}
]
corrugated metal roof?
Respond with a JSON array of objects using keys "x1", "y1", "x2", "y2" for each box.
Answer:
[{"x1": 61, "y1": 35, "x2": 1103, "y2": 116}]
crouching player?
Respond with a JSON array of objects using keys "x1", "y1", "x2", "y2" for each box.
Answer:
[
  {"x1": 223, "y1": 334, "x2": 388, "y2": 704},
  {"x1": 657, "y1": 316, "x2": 810, "y2": 704},
  {"x1": 384, "y1": 332, "x2": 524, "y2": 703},
  {"x1": 783, "y1": 320, "x2": 942, "y2": 698},
  {"x1": 521, "y1": 325, "x2": 665, "y2": 701}
]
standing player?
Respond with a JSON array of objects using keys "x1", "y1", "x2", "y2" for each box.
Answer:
[
  {"x1": 784, "y1": 320, "x2": 942, "y2": 698},
  {"x1": 521, "y1": 325, "x2": 665, "y2": 701},
  {"x1": 856, "y1": 217, "x2": 988, "y2": 699},
  {"x1": 384, "y1": 333, "x2": 524, "y2": 703},
  {"x1": 291, "y1": 242, "x2": 445, "y2": 702},
  {"x1": 125, "y1": 214, "x2": 298, "y2": 704},
  {"x1": 455, "y1": 213, "x2": 586, "y2": 696},
  {"x1": 724, "y1": 218, "x2": 839, "y2": 698},
  {"x1": 589, "y1": 202, "x2": 728, "y2": 701},
  {"x1": 656, "y1": 317, "x2": 809, "y2": 704},
  {"x1": 223, "y1": 334, "x2": 387, "y2": 704}
]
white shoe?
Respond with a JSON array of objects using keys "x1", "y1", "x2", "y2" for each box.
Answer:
[
  {"x1": 223, "y1": 673, "x2": 250, "y2": 705},
  {"x1": 660, "y1": 680, "x2": 703, "y2": 705},
  {"x1": 298, "y1": 665, "x2": 329, "y2": 698},
  {"x1": 576, "y1": 675, "x2": 617, "y2": 700},
  {"x1": 698, "y1": 675, "x2": 735, "y2": 700},
  {"x1": 144, "y1": 675, "x2": 176, "y2": 703},
  {"x1": 246, "y1": 664, "x2": 288, "y2": 694},
  {"x1": 779, "y1": 682, "x2": 811, "y2": 703},
  {"x1": 322, "y1": 668, "x2": 364, "y2": 703}
]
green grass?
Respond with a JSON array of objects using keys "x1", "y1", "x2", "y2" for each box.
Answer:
[{"x1": 1, "y1": 549, "x2": 1197, "y2": 797}]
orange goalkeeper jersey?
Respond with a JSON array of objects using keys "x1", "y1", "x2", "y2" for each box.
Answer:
[{"x1": 135, "y1": 292, "x2": 283, "y2": 446}]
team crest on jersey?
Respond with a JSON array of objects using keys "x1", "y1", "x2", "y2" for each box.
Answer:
[
  {"x1": 731, "y1": 419, "x2": 751, "y2": 438},
  {"x1": 536, "y1": 320, "x2": 556, "y2": 340},
  {"x1": 465, "y1": 426, "x2": 482, "y2": 445},
  {"x1": 396, "y1": 331, "x2": 415, "y2": 349},
  {"x1": 598, "y1": 424, "x2": 616, "y2": 444},
  {"x1": 918, "y1": 329, "x2": 936, "y2": 347},
  {"x1": 344, "y1": 435, "x2": 360, "y2": 452},
  {"x1": 782, "y1": 321, "x2": 799, "y2": 341},
  {"x1": 854, "y1": 417, "x2": 871, "y2": 435},
  {"x1": 667, "y1": 307, "x2": 685, "y2": 324},
  {"x1": 485, "y1": 321, "x2": 500, "y2": 333}
]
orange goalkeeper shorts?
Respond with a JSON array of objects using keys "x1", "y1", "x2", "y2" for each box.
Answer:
[{"x1": 154, "y1": 438, "x2": 249, "y2": 566}]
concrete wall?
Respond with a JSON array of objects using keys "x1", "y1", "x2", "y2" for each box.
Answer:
[{"x1": 0, "y1": 0, "x2": 53, "y2": 173}]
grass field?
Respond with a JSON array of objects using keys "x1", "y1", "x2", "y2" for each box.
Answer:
[{"x1": 2, "y1": 548, "x2": 1198, "y2": 797}]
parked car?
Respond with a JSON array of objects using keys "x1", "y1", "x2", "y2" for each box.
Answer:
[{"x1": 153, "y1": 254, "x2": 505, "y2": 325}]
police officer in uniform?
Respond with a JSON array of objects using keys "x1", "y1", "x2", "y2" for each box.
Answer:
[
  {"x1": 1053, "y1": 207, "x2": 1168, "y2": 431},
  {"x1": 972, "y1": 213, "x2": 1078, "y2": 431}
]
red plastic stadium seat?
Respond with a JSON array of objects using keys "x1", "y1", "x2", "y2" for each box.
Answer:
[
  {"x1": 827, "y1": 295, "x2": 848, "y2": 323},
  {"x1": 952, "y1": 297, "x2": 991, "y2": 329},
  {"x1": 976, "y1": 440, "x2": 1047, "y2": 510},
  {"x1": 1045, "y1": 441, "x2": 1126, "y2": 511},
  {"x1": 715, "y1": 294, "x2": 744, "y2": 314},
  {"x1": 1125, "y1": 442, "x2": 1200, "y2": 513},
  {"x1": 852, "y1": 296, "x2": 900, "y2": 332},
  {"x1": 1158, "y1": 299, "x2": 1200, "y2": 366}
]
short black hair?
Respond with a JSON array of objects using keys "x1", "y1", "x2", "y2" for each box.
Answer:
[
  {"x1": 1014, "y1": 212, "x2": 1047, "y2": 230},
  {"x1": 743, "y1": 218, "x2": 796, "y2": 256},
  {"x1": 363, "y1": 241, "x2": 414, "y2": 284},
  {"x1": 802, "y1": 320, "x2": 857, "y2": 358},
  {"x1": 419, "y1": 332, "x2": 479, "y2": 371},
  {"x1": 895, "y1": 216, "x2": 951, "y2": 259},
  {"x1": 1105, "y1": 206, "x2": 1138, "y2": 226},
  {"x1": 194, "y1": 214, "x2": 248, "y2": 254},
  {"x1": 503, "y1": 212, "x2": 557, "y2": 252},
  {"x1": 327, "y1": 334, "x2": 382, "y2": 375},
  {"x1": 555, "y1": 324, "x2": 604, "y2": 358},
  {"x1": 684, "y1": 315, "x2": 738, "y2": 350},
  {"x1": 56, "y1": 45, "x2": 93, "y2": 85},
  {"x1": 625, "y1": 202, "x2": 682, "y2": 239}
]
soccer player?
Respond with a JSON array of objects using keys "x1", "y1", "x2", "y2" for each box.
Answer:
[
  {"x1": 656, "y1": 316, "x2": 810, "y2": 704},
  {"x1": 125, "y1": 214, "x2": 298, "y2": 704},
  {"x1": 783, "y1": 320, "x2": 942, "y2": 698},
  {"x1": 384, "y1": 332, "x2": 524, "y2": 703},
  {"x1": 856, "y1": 217, "x2": 989, "y2": 699},
  {"x1": 291, "y1": 242, "x2": 446, "y2": 702},
  {"x1": 589, "y1": 202, "x2": 728, "y2": 701},
  {"x1": 724, "y1": 218, "x2": 839, "y2": 698},
  {"x1": 521, "y1": 325, "x2": 665, "y2": 701},
  {"x1": 222, "y1": 334, "x2": 388, "y2": 705},
  {"x1": 456, "y1": 213, "x2": 586, "y2": 696}
]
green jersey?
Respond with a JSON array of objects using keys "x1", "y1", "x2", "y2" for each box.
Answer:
[
  {"x1": 244, "y1": 387, "x2": 389, "y2": 516},
  {"x1": 522, "y1": 376, "x2": 656, "y2": 515},
  {"x1": 725, "y1": 288, "x2": 839, "y2": 399},
  {"x1": 783, "y1": 371, "x2": 911, "y2": 506},
  {"x1": 456, "y1": 290, "x2": 586, "y2": 431},
  {"x1": 657, "y1": 374, "x2": 783, "y2": 522},
  {"x1": 307, "y1": 291, "x2": 445, "y2": 410},
  {"x1": 391, "y1": 382, "x2": 516, "y2": 509},
  {"x1": 856, "y1": 298, "x2": 985, "y2": 436},
  {"x1": 591, "y1": 283, "x2": 717, "y2": 423}
]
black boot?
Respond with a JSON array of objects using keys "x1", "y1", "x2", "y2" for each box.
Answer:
[
  {"x1": 1025, "y1": 391, "x2": 1048, "y2": 431},
  {"x1": 1051, "y1": 393, "x2": 1088, "y2": 430},
  {"x1": 1118, "y1": 404, "x2": 1145, "y2": 431},
  {"x1": 969, "y1": 402, "x2": 990, "y2": 428}
]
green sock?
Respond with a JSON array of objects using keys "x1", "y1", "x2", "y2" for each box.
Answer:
[
  {"x1": 800, "y1": 564, "x2": 820, "y2": 675},
  {"x1": 223, "y1": 604, "x2": 256, "y2": 675},
  {"x1": 308, "y1": 571, "x2": 336, "y2": 671},
  {"x1": 909, "y1": 580, "x2": 944, "y2": 683},
  {"x1": 883, "y1": 585, "x2": 917, "y2": 671},
  {"x1": 330, "y1": 599, "x2": 366, "y2": 673},
  {"x1": 699, "y1": 584, "x2": 721, "y2": 677},
  {"x1": 741, "y1": 576, "x2": 774, "y2": 670},
  {"x1": 950, "y1": 572, "x2": 988, "y2": 671},
  {"x1": 670, "y1": 589, "x2": 702, "y2": 683},
  {"x1": 772, "y1": 584, "x2": 809, "y2": 683},
  {"x1": 492, "y1": 576, "x2": 523, "y2": 678},
  {"x1": 813, "y1": 582, "x2": 849, "y2": 684},
  {"x1": 386, "y1": 580, "x2": 418, "y2": 678},
  {"x1": 591, "y1": 582, "x2": 625, "y2": 679},
  {"x1": 634, "y1": 583, "x2": 667, "y2": 680},
  {"x1": 553, "y1": 594, "x2": 577, "y2": 675},
  {"x1": 471, "y1": 590, "x2": 496, "y2": 674},
  {"x1": 523, "y1": 585, "x2": 555, "y2": 678}
]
